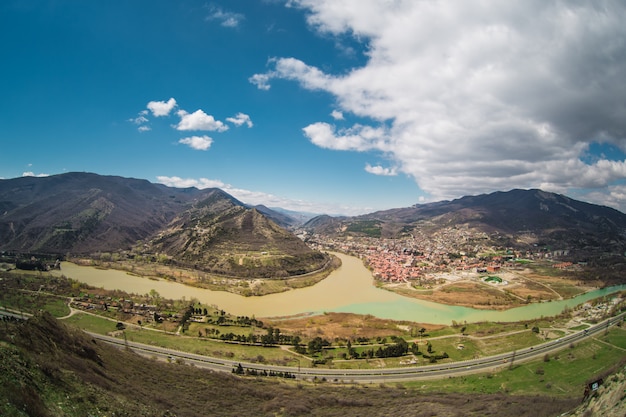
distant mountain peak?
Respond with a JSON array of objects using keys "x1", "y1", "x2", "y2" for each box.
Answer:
[
  {"x1": 0, "y1": 172, "x2": 329, "y2": 278},
  {"x1": 304, "y1": 188, "x2": 626, "y2": 257}
]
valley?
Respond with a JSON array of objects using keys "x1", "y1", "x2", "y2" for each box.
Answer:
[
  {"x1": 306, "y1": 234, "x2": 597, "y2": 310},
  {"x1": 2, "y1": 173, "x2": 626, "y2": 415}
]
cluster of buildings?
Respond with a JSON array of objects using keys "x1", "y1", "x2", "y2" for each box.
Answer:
[
  {"x1": 302, "y1": 225, "x2": 573, "y2": 286},
  {"x1": 71, "y1": 293, "x2": 166, "y2": 322}
]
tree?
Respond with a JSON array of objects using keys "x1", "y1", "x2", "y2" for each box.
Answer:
[
  {"x1": 234, "y1": 363, "x2": 244, "y2": 375},
  {"x1": 116, "y1": 322, "x2": 126, "y2": 331},
  {"x1": 347, "y1": 340, "x2": 357, "y2": 359},
  {"x1": 149, "y1": 289, "x2": 161, "y2": 305},
  {"x1": 308, "y1": 337, "x2": 330, "y2": 355}
]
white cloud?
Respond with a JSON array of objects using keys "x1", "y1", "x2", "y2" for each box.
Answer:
[
  {"x1": 129, "y1": 115, "x2": 148, "y2": 125},
  {"x1": 138, "y1": 125, "x2": 151, "y2": 132},
  {"x1": 251, "y1": 57, "x2": 333, "y2": 91},
  {"x1": 178, "y1": 135, "x2": 214, "y2": 151},
  {"x1": 248, "y1": 73, "x2": 272, "y2": 90},
  {"x1": 302, "y1": 122, "x2": 390, "y2": 152},
  {"x1": 22, "y1": 172, "x2": 49, "y2": 178},
  {"x1": 147, "y1": 98, "x2": 177, "y2": 117},
  {"x1": 175, "y1": 109, "x2": 228, "y2": 132},
  {"x1": 205, "y1": 6, "x2": 244, "y2": 28},
  {"x1": 365, "y1": 164, "x2": 397, "y2": 176},
  {"x1": 255, "y1": 0, "x2": 626, "y2": 208},
  {"x1": 155, "y1": 175, "x2": 370, "y2": 215},
  {"x1": 226, "y1": 112, "x2": 253, "y2": 128},
  {"x1": 157, "y1": 176, "x2": 226, "y2": 189},
  {"x1": 330, "y1": 110, "x2": 344, "y2": 120}
]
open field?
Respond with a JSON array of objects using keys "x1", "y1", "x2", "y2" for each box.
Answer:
[
  {"x1": 408, "y1": 328, "x2": 626, "y2": 397},
  {"x1": 2, "y1": 267, "x2": 626, "y2": 417},
  {"x1": 0, "y1": 312, "x2": 587, "y2": 417},
  {"x1": 58, "y1": 310, "x2": 626, "y2": 401},
  {"x1": 382, "y1": 262, "x2": 595, "y2": 310}
]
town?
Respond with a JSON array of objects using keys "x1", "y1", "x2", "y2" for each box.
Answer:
[{"x1": 300, "y1": 226, "x2": 575, "y2": 284}]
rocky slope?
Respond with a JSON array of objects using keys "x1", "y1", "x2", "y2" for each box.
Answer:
[
  {"x1": 304, "y1": 189, "x2": 626, "y2": 258},
  {"x1": 0, "y1": 312, "x2": 581, "y2": 417},
  {"x1": 0, "y1": 173, "x2": 327, "y2": 277}
]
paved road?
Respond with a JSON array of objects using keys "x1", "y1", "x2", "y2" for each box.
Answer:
[
  {"x1": 2, "y1": 306, "x2": 622, "y2": 383},
  {"x1": 87, "y1": 312, "x2": 625, "y2": 383}
]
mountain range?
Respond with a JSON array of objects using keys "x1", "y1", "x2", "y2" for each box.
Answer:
[
  {"x1": 0, "y1": 172, "x2": 326, "y2": 277},
  {"x1": 303, "y1": 189, "x2": 626, "y2": 260},
  {"x1": 2, "y1": 172, "x2": 626, "y2": 271}
]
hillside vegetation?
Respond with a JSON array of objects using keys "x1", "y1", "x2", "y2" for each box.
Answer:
[
  {"x1": 0, "y1": 173, "x2": 329, "y2": 279},
  {"x1": 0, "y1": 312, "x2": 582, "y2": 417}
]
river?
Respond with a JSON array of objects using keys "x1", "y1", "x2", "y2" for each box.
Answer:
[{"x1": 52, "y1": 252, "x2": 625, "y2": 325}]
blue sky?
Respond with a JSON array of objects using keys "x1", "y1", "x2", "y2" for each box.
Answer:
[{"x1": 2, "y1": 1, "x2": 626, "y2": 215}]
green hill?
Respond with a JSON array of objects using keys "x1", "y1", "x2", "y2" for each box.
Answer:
[{"x1": 0, "y1": 312, "x2": 580, "y2": 417}]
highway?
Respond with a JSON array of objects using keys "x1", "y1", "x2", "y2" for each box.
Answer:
[
  {"x1": 2, "y1": 306, "x2": 622, "y2": 383},
  {"x1": 86, "y1": 312, "x2": 625, "y2": 383}
]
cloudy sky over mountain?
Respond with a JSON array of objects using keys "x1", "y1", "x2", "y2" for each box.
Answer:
[{"x1": 2, "y1": 1, "x2": 625, "y2": 215}]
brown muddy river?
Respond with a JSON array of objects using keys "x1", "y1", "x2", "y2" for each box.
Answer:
[{"x1": 53, "y1": 252, "x2": 625, "y2": 324}]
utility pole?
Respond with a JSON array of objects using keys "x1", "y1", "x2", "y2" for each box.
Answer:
[{"x1": 509, "y1": 350, "x2": 516, "y2": 370}]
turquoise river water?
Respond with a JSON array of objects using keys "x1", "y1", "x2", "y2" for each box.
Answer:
[{"x1": 53, "y1": 252, "x2": 625, "y2": 324}]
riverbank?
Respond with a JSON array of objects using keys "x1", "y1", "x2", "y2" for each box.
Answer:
[
  {"x1": 50, "y1": 252, "x2": 626, "y2": 325},
  {"x1": 70, "y1": 253, "x2": 342, "y2": 296},
  {"x1": 375, "y1": 261, "x2": 596, "y2": 311}
]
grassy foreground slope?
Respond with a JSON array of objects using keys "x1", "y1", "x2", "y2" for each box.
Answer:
[{"x1": 0, "y1": 312, "x2": 581, "y2": 417}]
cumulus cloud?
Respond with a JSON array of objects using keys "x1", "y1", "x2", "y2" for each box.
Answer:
[
  {"x1": 226, "y1": 112, "x2": 253, "y2": 128},
  {"x1": 248, "y1": 73, "x2": 272, "y2": 90},
  {"x1": 365, "y1": 164, "x2": 397, "y2": 176},
  {"x1": 330, "y1": 110, "x2": 344, "y2": 120},
  {"x1": 178, "y1": 135, "x2": 214, "y2": 151},
  {"x1": 147, "y1": 98, "x2": 177, "y2": 117},
  {"x1": 175, "y1": 109, "x2": 228, "y2": 132},
  {"x1": 253, "y1": 0, "x2": 626, "y2": 207},
  {"x1": 302, "y1": 122, "x2": 390, "y2": 152}
]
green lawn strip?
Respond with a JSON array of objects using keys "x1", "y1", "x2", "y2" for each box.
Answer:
[
  {"x1": 432, "y1": 320, "x2": 539, "y2": 339},
  {"x1": 41, "y1": 297, "x2": 71, "y2": 317},
  {"x1": 62, "y1": 312, "x2": 306, "y2": 366},
  {"x1": 0, "y1": 291, "x2": 70, "y2": 317},
  {"x1": 62, "y1": 312, "x2": 119, "y2": 334},
  {"x1": 426, "y1": 337, "x2": 480, "y2": 361},
  {"x1": 404, "y1": 328, "x2": 626, "y2": 396},
  {"x1": 476, "y1": 330, "x2": 544, "y2": 356},
  {"x1": 549, "y1": 281, "x2": 587, "y2": 298},
  {"x1": 187, "y1": 322, "x2": 263, "y2": 338},
  {"x1": 123, "y1": 328, "x2": 304, "y2": 366}
]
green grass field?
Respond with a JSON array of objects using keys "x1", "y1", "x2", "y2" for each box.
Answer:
[
  {"x1": 406, "y1": 328, "x2": 626, "y2": 396},
  {"x1": 57, "y1": 311, "x2": 626, "y2": 400}
]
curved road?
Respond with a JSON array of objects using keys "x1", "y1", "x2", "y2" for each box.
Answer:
[{"x1": 88, "y1": 312, "x2": 625, "y2": 383}]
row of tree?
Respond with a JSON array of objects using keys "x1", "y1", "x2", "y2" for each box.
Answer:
[
  {"x1": 345, "y1": 336, "x2": 414, "y2": 359},
  {"x1": 232, "y1": 363, "x2": 296, "y2": 379}
]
